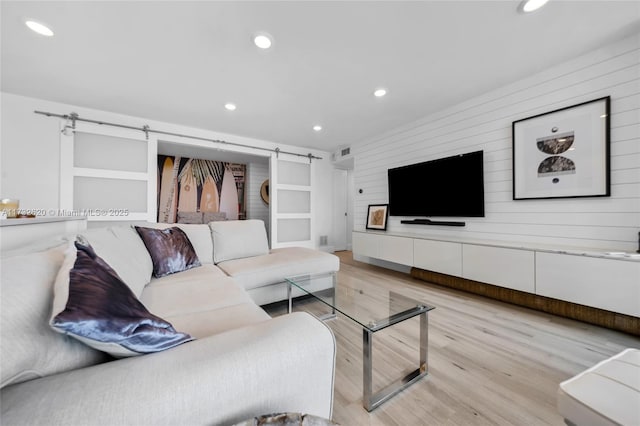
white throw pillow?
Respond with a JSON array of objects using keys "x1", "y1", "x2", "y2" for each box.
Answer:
[
  {"x1": 209, "y1": 220, "x2": 269, "y2": 264},
  {"x1": 79, "y1": 226, "x2": 154, "y2": 297},
  {"x1": 1, "y1": 244, "x2": 106, "y2": 388}
]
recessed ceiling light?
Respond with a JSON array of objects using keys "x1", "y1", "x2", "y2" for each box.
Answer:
[
  {"x1": 520, "y1": 0, "x2": 549, "y2": 13},
  {"x1": 253, "y1": 33, "x2": 273, "y2": 49},
  {"x1": 313, "y1": 125, "x2": 322, "y2": 132},
  {"x1": 224, "y1": 103, "x2": 237, "y2": 111},
  {"x1": 25, "y1": 20, "x2": 54, "y2": 37},
  {"x1": 374, "y1": 88, "x2": 387, "y2": 97}
]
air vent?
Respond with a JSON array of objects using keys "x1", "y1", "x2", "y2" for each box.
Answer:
[{"x1": 341, "y1": 147, "x2": 351, "y2": 156}]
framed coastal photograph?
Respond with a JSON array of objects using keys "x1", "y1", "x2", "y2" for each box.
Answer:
[
  {"x1": 512, "y1": 96, "x2": 610, "y2": 200},
  {"x1": 366, "y1": 204, "x2": 389, "y2": 230},
  {"x1": 157, "y1": 156, "x2": 246, "y2": 223}
]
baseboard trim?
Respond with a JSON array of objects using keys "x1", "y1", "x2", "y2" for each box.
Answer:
[{"x1": 410, "y1": 267, "x2": 639, "y2": 337}]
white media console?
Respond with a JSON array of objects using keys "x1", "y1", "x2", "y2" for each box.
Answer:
[{"x1": 353, "y1": 230, "x2": 640, "y2": 318}]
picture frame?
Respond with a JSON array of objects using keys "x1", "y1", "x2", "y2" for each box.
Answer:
[
  {"x1": 512, "y1": 96, "x2": 610, "y2": 200},
  {"x1": 366, "y1": 204, "x2": 389, "y2": 231}
]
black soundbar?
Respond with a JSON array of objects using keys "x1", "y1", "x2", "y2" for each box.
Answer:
[{"x1": 400, "y1": 219, "x2": 466, "y2": 227}]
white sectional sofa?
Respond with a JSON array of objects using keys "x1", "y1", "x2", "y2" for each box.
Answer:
[
  {"x1": 557, "y1": 348, "x2": 640, "y2": 426},
  {"x1": 1, "y1": 220, "x2": 339, "y2": 425}
]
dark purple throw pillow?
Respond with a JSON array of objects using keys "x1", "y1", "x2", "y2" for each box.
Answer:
[
  {"x1": 51, "y1": 241, "x2": 193, "y2": 357},
  {"x1": 134, "y1": 226, "x2": 201, "y2": 278}
]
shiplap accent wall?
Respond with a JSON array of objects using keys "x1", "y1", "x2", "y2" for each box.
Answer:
[
  {"x1": 353, "y1": 35, "x2": 640, "y2": 252},
  {"x1": 247, "y1": 161, "x2": 270, "y2": 238}
]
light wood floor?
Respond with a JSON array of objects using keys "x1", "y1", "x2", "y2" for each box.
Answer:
[{"x1": 265, "y1": 251, "x2": 640, "y2": 425}]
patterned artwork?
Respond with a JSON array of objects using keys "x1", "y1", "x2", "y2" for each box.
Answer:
[
  {"x1": 536, "y1": 131, "x2": 576, "y2": 177},
  {"x1": 157, "y1": 155, "x2": 246, "y2": 223},
  {"x1": 512, "y1": 97, "x2": 610, "y2": 200}
]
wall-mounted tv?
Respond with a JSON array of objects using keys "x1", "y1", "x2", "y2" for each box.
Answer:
[{"x1": 388, "y1": 150, "x2": 485, "y2": 218}]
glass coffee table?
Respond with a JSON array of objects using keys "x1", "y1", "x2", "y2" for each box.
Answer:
[{"x1": 285, "y1": 272, "x2": 435, "y2": 412}]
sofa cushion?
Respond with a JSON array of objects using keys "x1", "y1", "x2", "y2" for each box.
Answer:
[
  {"x1": 50, "y1": 240, "x2": 193, "y2": 357},
  {"x1": 142, "y1": 223, "x2": 214, "y2": 264},
  {"x1": 135, "y1": 226, "x2": 201, "y2": 278},
  {"x1": 164, "y1": 303, "x2": 271, "y2": 339},
  {"x1": 216, "y1": 247, "x2": 340, "y2": 291},
  {"x1": 0, "y1": 236, "x2": 69, "y2": 258},
  {"x1": 1, "y1": 245, "x2": 106, "y2": 388},
  {"x1": 141, "y1": 273, "x2": 253, "y2": 318},
  {"x1": 210, "y1": 220, "x2": 269, "y2": 264},
  {"x1": 79, "y1": 226, "x2": 154, "y2": 297},
  {"x1": 144, "y1": 263, "x2": 227, "y2": 288}
]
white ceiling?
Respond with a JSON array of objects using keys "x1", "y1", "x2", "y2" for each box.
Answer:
[{"x1": 2, "y1": 1, "x2": 639, "y2": 153}]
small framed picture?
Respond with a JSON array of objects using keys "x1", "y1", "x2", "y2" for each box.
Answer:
[
  {"x1": 512, "y1": 96, "x2": 610, "y2": 200},
  {"x1": 366, "y1": 204, "x2": 389, "y2": 231}
]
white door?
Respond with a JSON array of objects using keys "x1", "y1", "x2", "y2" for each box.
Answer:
[
  {"x1": 60, "y1": 122, "x2": 157, "y2": 223},
  {"x1": 269, "y1": 154, "x2": 314, "y2": 249},
  {"x1": 333, "y1": 169, "x2": 348, "y2": 251}
]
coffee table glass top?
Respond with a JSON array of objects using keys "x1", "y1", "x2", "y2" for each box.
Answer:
[{"x1": 285, "y1": 272, "x2": 434, "y2": 332}]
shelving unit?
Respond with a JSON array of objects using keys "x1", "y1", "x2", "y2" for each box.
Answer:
[{"x1": 353, "y1": 230, "x2": 640, "y2": 321}]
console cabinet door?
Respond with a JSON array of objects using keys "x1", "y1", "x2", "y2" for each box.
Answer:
[
  {"x1": 462, "y1": 245, "x2": 535, "y2": 292},
  {"x1": 378, "y1": 235, "x2": 413, "y2": 266},
  {"x1": 413, "y1": 239, "x2": 462, "y2": 276},
  {"x1": 536, "y1": 252, "x2": 640, "y2": 317},
  {"x1": 352, "y1": 232, "x2": 380, "y2": 259},
  {"x1": 353, "y1": 232, "x2": 413, "y2": 266}
]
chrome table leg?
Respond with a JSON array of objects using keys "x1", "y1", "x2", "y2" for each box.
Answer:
[{"x1": 362, "y1": 311, "x2": 429, "y2": 411}]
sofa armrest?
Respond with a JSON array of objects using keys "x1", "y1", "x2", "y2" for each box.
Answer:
[{"x1": 1, "y1": 312, "x2": 336, "y2": 426}]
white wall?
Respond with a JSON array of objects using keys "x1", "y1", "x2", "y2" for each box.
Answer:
[
  {"x1": 313, "y1": 157, "x2": 334, "y2": 248},
  {"x1": 246, "y1": 161, "x2": 270, "y2": 238},
  {"x1": 353, "y1": 34, "x2": 640, "y2": 253},
  {"x1": 347, "y1": 169, "x2": 354, "y2": 250},
  {"x1": 0, "y1": 92, "x2": 333, "y2": 248},
  {"x1": 1, "y1": 94, "x2": 63, "y2": 209}
]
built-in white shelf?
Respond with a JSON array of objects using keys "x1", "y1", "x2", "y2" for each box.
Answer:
[
  {"x1": 354, "y1": 229, "x2": 640, "y2": 262},
  {"x1": 353, "y1": 229, "x2": 640, "y2": 317}
]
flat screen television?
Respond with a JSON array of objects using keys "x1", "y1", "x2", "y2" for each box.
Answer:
[{"x1": 388, "y1": 150, "x2": 485, "y2": 217}]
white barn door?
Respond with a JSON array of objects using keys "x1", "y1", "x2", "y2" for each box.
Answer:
[
  {"x1": 270, "y1": 154, "x2": 314, "y2": 249},
  {"x1": 60, "y1": 122, "x2": 157, "y2": 223}
]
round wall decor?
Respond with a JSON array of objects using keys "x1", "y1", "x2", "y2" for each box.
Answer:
[{"x1": 260, "y1": 179, "x2": 269, "y2": 205}]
